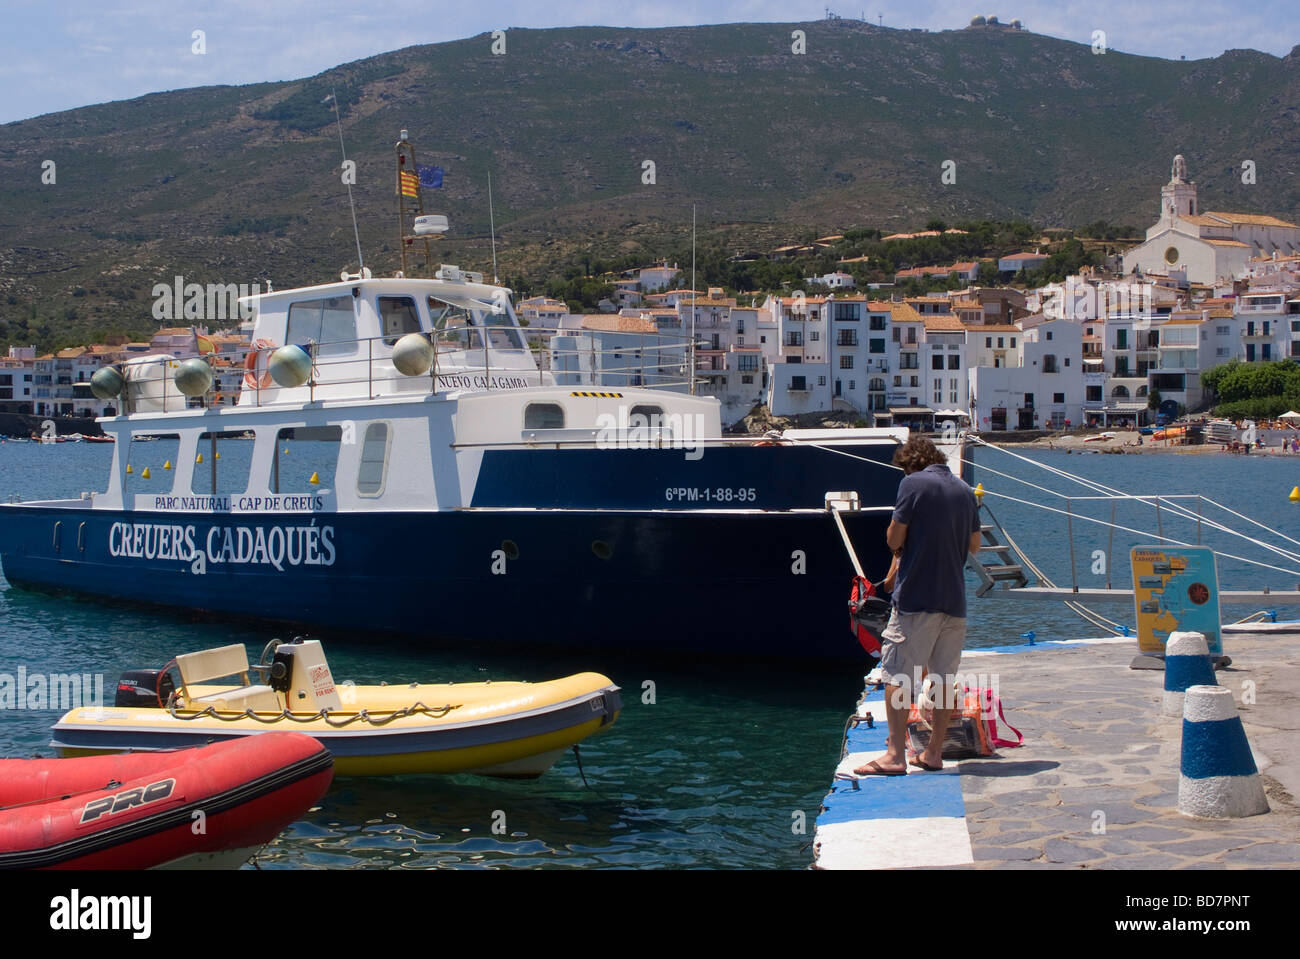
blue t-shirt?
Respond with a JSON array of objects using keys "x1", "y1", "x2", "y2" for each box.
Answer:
[{"x1": 892, "y1": 464, "x2": 981, "y2": 617}]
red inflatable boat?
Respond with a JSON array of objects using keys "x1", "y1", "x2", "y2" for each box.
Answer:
[{"x1": 0, "y1": 732, "x2": 333, "y2": 869}]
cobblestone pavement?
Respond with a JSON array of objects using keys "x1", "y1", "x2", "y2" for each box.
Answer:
[{"x1": 956, "y1": 634, "x2": 1300, "y2": 868}]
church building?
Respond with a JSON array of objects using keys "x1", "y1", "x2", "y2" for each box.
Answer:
[{"x1": 1122, "y1": 155, "x2": 1300, "y2": 285}]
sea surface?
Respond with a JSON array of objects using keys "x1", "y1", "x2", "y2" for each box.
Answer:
[{"x1": 1, "y1": 438, "x2": 1298, "y2": 869}]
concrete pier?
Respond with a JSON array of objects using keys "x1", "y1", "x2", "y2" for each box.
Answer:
[{"x1": 814, "y1": 632, "x2": 1300, "y2": 868}]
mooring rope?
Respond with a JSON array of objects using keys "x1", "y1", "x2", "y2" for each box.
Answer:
[{"x1": 166, "y1": 698, "x2": 459, "y2": 727}]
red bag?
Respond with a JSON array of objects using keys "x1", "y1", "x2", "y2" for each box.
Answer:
[
  {"x1": 849, "y1": 576, "x2": 891, "y2": 656},
  {"x1": 906, "y1": 686, "x2": 1024, "y2": 758}
]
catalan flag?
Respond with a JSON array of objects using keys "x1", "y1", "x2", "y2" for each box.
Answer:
[{"x1": 398, "y1": 170, "x2": 419, "y2": 198}]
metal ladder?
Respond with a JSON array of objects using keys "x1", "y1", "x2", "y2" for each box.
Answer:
[{"x1": 967, "y1": 501, "x2": 1030, "y2": 596}]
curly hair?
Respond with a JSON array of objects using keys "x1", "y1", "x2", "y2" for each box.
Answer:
[{"x1": 892, "y1": 436, "x2": 947, "y2": 475}]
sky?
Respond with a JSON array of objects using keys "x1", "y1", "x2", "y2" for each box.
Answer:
[{"x1": 0, "y1": 1, "x2": 1296, "y2": 125}]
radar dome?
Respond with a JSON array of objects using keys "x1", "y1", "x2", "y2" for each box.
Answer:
[{"x1": 970, "y1": 15, "x2": 986, "y2": 25}]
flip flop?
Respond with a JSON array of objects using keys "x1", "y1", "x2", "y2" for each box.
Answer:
[
  {"x1": 853, "y1": 759, "x2": 907, "y2": 777},
  {"x1": 909, "y1": 756, "x2": 944, "y2": 771}
]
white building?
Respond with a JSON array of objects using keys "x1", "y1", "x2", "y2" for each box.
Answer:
[
  {"x1": 637, "y1": 262, "x2": 681, "y2": 292},
  {"x1": 969, "y1": 319, "x2": 1082, "y2": 431},
  {"x1": 1123, "y1": 155, "x2": 1300, "y2": 285},
  {"x1": 0, "y1": 346, "x2": 36, "y2": 414},
  {"x1": 804, "y1": 271, "x2": 856, "y2": 290}
]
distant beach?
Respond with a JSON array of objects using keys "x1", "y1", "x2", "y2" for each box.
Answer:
[{"x1": 989, "y1": 428, "x2": 1300, "y2": 455}]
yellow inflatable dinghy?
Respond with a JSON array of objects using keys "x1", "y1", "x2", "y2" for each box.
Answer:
[{"x1": 52, "y1": 639, "x2": 621, "y2": 778}]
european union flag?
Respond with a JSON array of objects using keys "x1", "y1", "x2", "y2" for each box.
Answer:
[{"x1": 417, "y1": 164, "x2": 443, "y2": 189}]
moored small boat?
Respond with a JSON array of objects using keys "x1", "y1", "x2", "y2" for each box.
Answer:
[
  {"x1": 0, "y1": 732, "x2": 332, "y2": 869},
  {"x1": 52, "y1": 638, "x2": 622, "y2": 778}
]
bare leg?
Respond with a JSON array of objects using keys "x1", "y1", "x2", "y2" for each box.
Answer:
[
  {"x1": 918, "y1": 704, "x2": 953, "y2": 769},
  {"x1": 854, "y1": 682, "x2": 909, "y2": 775}
]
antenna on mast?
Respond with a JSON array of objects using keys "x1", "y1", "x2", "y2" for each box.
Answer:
[
  {"x1": 394, "y1": 130, "x2": 445, "y2": 277},
  {"x1": 330, "y1": 86, "x2": 365, "y2": 274},
  {"x1": 690, "y1": 204, "x2": 697, "y2": 397},
  {"x1": 488, "y1": 172, "x2": 499, "y2": 284}
]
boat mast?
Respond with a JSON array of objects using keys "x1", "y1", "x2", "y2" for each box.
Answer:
[
  {"x1": 331, "y1": 86, "x2": 365, "y2": 274},
  {"x1": 690, "y1": 204, "x2": 696, "y2": 396},
  {"x1": 488, "y1": 172, "x2": 499, "y2": 285},
  {"x1": 395, "y1": 130, "x2": 434, "y2": 277}
]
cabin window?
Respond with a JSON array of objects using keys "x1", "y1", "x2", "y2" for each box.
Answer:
[
  {"x1": 524, "y1": 403, "x2": 565, "y2": 429},
  {"x1": 482, "y1": 306, "x2": 526, "y2": 350},
  {"x1": 123, "y1": 433, "x2": 181, "y2": 499},
  {"x1": 287, "y1": 296, "x2": 357, "y2": 356},
  {"x1": 273, "y1": 426, "x2": 342, "y2": 494},
  {"x1": 428, "y1": 298, "x2": 483, "y2": 351},
  {"x1": 628, "y1": 404, "x2": 664, "y2": 436},
  {"x1": 629, "y1": 404, "x2": 663, "y2": 422},
  {"x1": 378, "y1": 296, "x2": 422, "y2": 347},
  {"x1": 195, "y1": 431, "x2": 254, "y2": 497},
  {"x1": 357, "y1": 423, "x2": 390, "y2": 496}
]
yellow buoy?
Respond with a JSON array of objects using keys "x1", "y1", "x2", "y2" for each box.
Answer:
[
  {"x1": 1290, "y1": 486, "x2": 1299, "y2": 503},
  {"x1": 974, "y1": 482, "x2": 985, "y2": 499},
  {"x1": 309, "y1": 472, "x2": 320, "y2": 485},
  {"x1": 215, "y1": 451, "x2": 221, "y2": 459},
  {"x1": 284, "y1": 447, "x2": 290, "y2": 454},
  {"x1": 141, "y1": 467, "x2": 151, "y2": 479},
  {"x1": 195, "y1": 453, "x2": 203, "y2": 464},
  {"x1": 163, "y1": 460, "x2": 172, "y2": 471},
  {"x1": 125, "y1": 464, "x2": 133, "y2": 474}
]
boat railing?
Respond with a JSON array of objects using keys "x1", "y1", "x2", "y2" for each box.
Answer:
[{"x1": 117, "y1": 327, "x2": 703, "y2": 412}]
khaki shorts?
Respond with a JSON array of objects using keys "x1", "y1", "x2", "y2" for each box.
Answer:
[{"x1": 878, "y1": 609, "x2": 967, "y2": 692}]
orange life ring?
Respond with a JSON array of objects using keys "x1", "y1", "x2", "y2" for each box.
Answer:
[{"x1": 243, "y1": 339, "x2": 275, "y2": 390}]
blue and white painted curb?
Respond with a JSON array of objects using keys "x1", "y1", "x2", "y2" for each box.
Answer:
[
  {"x1": 1178, "y1": 685, "x2": 1269, "y2": 819},
  {"x1": 813, "y1": 681, "x2": 973, "y2": 869},
  {"x1": 1163, "y1": 631, "x2": 1217, "y2": 716}
]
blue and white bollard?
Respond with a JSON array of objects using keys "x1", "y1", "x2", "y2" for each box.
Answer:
[
  {"x1": 1178, "y1": 685, "x2": 1269, "y2": 819},
  {"x1": 1162, "y1": 631, "x2": 1217, "y2": 716}
]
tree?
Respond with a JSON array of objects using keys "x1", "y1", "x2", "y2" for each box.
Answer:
[{"x1": 1147, "y1": 388, "x2": 1162, "y2": 411}]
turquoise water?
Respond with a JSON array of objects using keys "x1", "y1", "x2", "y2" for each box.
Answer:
[{"x1": 1, "y1": 440, "x2": 1298, "y2": 868}]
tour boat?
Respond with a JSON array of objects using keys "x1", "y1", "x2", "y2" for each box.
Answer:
[
  {"x1": 51, "y1": 638, "x2": 622, "y2": 777},
  {"x1": 0, "y1": 134, "x2": 963, "y2": 663},
  {"x1": 0, "y1": 732, "x2": 332, "y2": 869}
]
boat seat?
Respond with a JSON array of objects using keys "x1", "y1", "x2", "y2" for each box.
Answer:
[
  {"x1": 189, "y1": 684, "x2": 282, "y2": 713},
  {"x1": 176, "y1": 644, "x2": 282, "y2": 712}
]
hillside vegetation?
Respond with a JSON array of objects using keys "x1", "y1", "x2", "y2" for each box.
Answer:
[{"x1": 1, "y1": 19, "x2": 1298, "y2": 350}]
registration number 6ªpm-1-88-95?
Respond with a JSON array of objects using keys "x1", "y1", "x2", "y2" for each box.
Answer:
[{"x1": 664, "y1": 488, "x2": 757, "y2": 503}]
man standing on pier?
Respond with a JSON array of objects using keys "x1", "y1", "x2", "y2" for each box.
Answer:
[{"x1": 854, "y1": 437, "x2": 981, "y2": 775}]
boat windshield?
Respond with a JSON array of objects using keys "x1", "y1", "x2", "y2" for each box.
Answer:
[{"x1": 428, "y1": 296, "x2": 524, "y2": 351}]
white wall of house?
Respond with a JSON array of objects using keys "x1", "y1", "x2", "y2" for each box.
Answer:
[{"x1": 768, "y1": 361, "x2": 832, "y2": 417}]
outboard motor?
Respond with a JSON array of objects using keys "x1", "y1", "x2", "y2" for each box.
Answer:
[{"x1": 115, "y1": 669, "x2": 175, "y2": 708}]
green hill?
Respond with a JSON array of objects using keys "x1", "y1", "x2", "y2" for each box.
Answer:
[{"x1": 1, "y1": 19, "x2": 1298, "y2": 350}]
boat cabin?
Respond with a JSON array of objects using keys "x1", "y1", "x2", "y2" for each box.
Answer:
[{"x1": 236, "y1": 266, "x2": 547, "y2": 406}]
